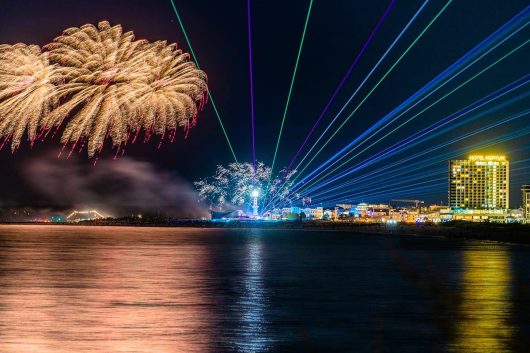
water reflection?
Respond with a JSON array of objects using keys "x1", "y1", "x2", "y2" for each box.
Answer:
[
  {"x1": 451, "y1": 247, "x2": 513, "y2": 352},
  {"x1": 1, "y1": 225, "x2": 528, "y2": 353},
  {"x1": 235, "y1": 234, "x2": 269, "y2": 352},
  {"x1": 0, "y1": 225, "x2": 216, "y2": 353}
]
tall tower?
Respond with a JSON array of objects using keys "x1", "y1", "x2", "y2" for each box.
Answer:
[
  {"x1": 251, "y1": 189, "x2": 260, "y2": 217},
  {"x1": 523, "y1": 185, "x2": 530, "y2": 220},
  {"x1": 449, "y1": 155, "x2": 509, "y2": 209}
]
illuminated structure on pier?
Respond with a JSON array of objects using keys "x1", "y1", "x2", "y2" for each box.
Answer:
[
  {"x1": 66, "y1": 210, "x2": 105, "y2": 222},
  {"x1": 251, "y1": 189, "x2": 260, "y2": 217},
  {"x1": 449, "y1": 155, "x2": 509, "y2": 210}
]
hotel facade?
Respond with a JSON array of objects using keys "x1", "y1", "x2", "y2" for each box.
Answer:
[
  {"x1": 523, "y1": 185, "x2": 530, "y2": 220},
  {"x1": 449, "y1": 155, "x2": 509, "y2": 210}
]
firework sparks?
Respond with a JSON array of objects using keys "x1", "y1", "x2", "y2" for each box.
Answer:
[
  {"x1": 0, "y1": 44, "x2": 61, "y2": 151},
  {"x1": 42, "y1": 20, "x2": 207, "y2": 157},
  {"x1": 136, "y1": 41, "x2": 208, "y2": 141},
  {"x1": 194, "y1": 162, "x2": 296, "y2": 210}
]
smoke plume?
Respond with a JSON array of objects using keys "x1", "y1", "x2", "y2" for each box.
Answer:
[{"x1": 24, "y1": 154, "x2": 208, "y2": 218}]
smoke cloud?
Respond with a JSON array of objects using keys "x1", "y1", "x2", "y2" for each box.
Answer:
[{"x1": 24, "y1": 154, "x2": 208, "y2": 218}]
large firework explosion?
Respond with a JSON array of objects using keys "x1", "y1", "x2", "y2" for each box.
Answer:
[
  {"x1": 194, "y1": 162, "x2": 296, "y2": 211},
  {"x1": 0, "y1": 21, "x2": 208, "y2": 157},
  {"x1": 135, "y1": 41, "x2": 208, "y2": 143},
  {"x1": 0, "y1": 44, "x2": 61, "y2": 152}
]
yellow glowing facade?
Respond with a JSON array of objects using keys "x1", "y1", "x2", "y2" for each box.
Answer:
[
  {"x1": 449, "y1": 155, "x2": 509, "y2": 209},
  {"x1": 523, "y1": 184, "x2": 530, "y2": 220}
]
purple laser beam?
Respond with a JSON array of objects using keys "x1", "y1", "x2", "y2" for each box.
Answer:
[
  {"x1": 285, "y1": 0, "x2": 396, "y2": 172},
  {"x1": 247, "y1": 0, "x2": 257, "y2": 170}
]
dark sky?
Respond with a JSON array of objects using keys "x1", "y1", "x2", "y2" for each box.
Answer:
[{"x1": 0, "y1": 0, "x2": 529, "y2": 208}]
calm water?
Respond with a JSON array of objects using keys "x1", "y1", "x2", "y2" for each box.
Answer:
[{"x1": 0, "y1": 225, "x2": 529, "y2": 353}]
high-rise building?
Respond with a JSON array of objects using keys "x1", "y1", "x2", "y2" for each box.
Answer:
[
  {"x1": 449, "y1": 155, "x2": 509, "y2": 209},
  {"x1": 523, "y1": 185, "x2": 530, "y2": 220}
]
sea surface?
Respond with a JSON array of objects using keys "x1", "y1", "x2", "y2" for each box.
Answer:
[{"x1": 0, "y1": 225, "x2": 529, "y2": 353}]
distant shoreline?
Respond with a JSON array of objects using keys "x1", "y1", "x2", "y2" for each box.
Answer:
[{"x1": 1, "y1": 220, "x2": 529, "y2": 245}]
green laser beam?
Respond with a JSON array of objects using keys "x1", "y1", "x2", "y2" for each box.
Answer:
[
  {"x1": 316, "y1": 181, "x2": 447, "y2": 204},
  {"x1": 279, "y1": 103, "x2": 530, "y2": 207},
  {"x1": 270, "y1": 0, "x2": 314, "y2": 175},
  {"x1": 320, "y1": 177, "x2": 447, "y2": 202},
  {"x1": 264, "y1": 0, "x2": 452, "y2": 210},
  {"x1": 169, "y1": 0, "x2": 238, "y2": 163},
  {"x1": 293, "y1": 0, "x2": 453, "y2": 182},
  {"x1": 297, "y1": 39, "x2": 529, "y2": 194},
  {"x1": 310, "y1": 169, "x2": 446, "y2": 199},
  {"x1": 262, "y1": 0, "x2": 314, "y2": 207},
  {"x1": 296, "y1": 108, "x2": 530, "y2": 202}
]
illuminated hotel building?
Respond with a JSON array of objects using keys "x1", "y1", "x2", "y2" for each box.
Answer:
[
  {"x1": 449, "y1": 155, "x2": 509, "y2": 210},
  {"x1": 523, "y1": 185, "x2": 530, "y2": 219}
]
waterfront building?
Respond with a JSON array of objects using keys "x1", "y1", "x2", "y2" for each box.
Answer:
[
  {"x1": 323, "y1": 209, "x2": 334, "y2": 220},
  {"x1": 301, "y1": 208, "x2": 312, "y2": 218},
  {"x1": 269, "y1": 209, "x2": 282, "y2": 220},
  {"x1": 290, "y1": 207, "x2": 301, "y2": 214},
  {"x1": 449, "y1": 155, "x2": 509, "y2": 209},
  {"x1": 449, "y1": 208, "x2": 524, "y2": 223},
  {"x1": 439, "y1": 208, "x2": 455, "y2": 222},
  {"x1": 355, "y1": 203, "x2": 368, "y2": 217},
  {"x1": 334, "y1": 206, "x2": 346, "y2": 218},
  {"x1": 351, "y1": 203, "x2": 390, "y2": 222},
  {"x1": 310, "y1": 207, "x2": 324, "y2": 220},
  {"x1": 522, "y1": 185, "x2": 530, "y2": 221},
  {"x1": 451, "y1": 208, "x2": 508, "y2": 223},
  {"x1": 365, "y1": 204, "x2": 390, "y2": 218}
]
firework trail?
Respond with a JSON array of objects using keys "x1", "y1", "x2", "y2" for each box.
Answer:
[
  {"x1": 0, "y1": 44, "x2": 61, "y2": 151},
  {"x1": 42, "y1": 21, "x2": 207, "y2": 157}
]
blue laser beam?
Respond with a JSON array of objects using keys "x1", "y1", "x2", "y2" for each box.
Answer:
[{"x1": 292, "y1": 5, "x2": 530, "y2": 189}]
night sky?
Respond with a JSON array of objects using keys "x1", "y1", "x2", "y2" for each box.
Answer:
[{"x1": 0, "y1": 0, "x2": 529, "y2": 208}]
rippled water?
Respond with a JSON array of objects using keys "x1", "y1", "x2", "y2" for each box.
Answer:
[{"x1": 0, "y1": 225, "x2": 529, "y2": 353}]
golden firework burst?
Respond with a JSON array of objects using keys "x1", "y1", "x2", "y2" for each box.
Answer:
[
  {"x1": 44, "y1": 21, "x2": 207, "y2": 157},
  {"x1": 0, "y1": 44, "x2": 61, "y2": 151}
]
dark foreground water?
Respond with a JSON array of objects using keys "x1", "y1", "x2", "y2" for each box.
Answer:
[{"x1": 0, "y1": 225, "x2": 529, "y2": 353}]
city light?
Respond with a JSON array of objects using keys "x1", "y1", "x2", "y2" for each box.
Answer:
[{"x1": 469, "y1": 155, "x2": 506, "y2": 161}]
